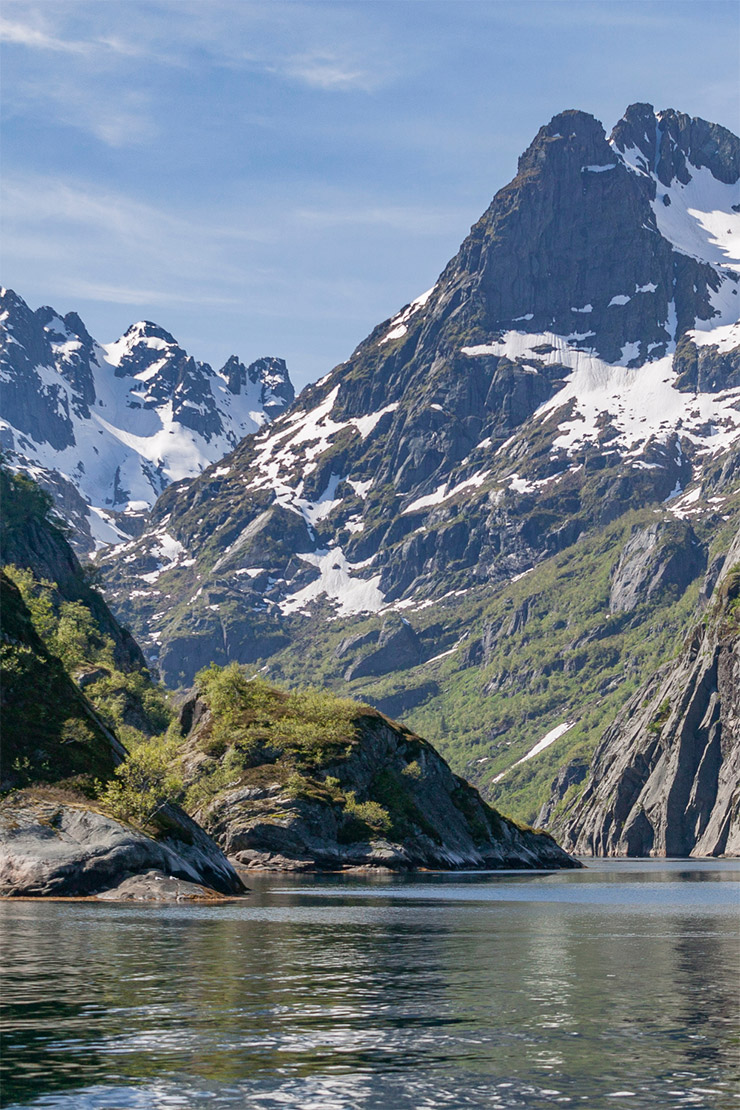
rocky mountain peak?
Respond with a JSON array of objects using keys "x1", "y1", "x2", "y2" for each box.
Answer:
[
  {"x1": 220, "y1": 354, "x2": 293, "y2": 413},
  {"x1": 611, "y1": 102, "x2": 740, "y2": 189},
  {"x1": 246, "y1": 355, "x2": 295, "y2": 416},
  {"x1": 124, "y1": 319, "x2": 178, "y2": 344},
  {"x1": 519, "y1": 108, "x2": 610, "y2": 173},
  {"x1": 0, "y1": 288, "x2": 294, "y2": 553},
  {"x1": 96, "y1": 103, "x2": 740, "y2": 693},
  {"x1": 222, "y1": 354, "x2": 247, "y2": 394}
]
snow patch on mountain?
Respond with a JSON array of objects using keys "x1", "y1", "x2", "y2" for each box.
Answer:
[
  {"x1": 463, "y1": 330, "x2": 740, "y2": 457},
  {"x1": 280, "y1": 547, "x2": 384, "y2": 616},
  {"x1": 380, "y1": 288, "x2": 435, "y2": 344},
  {"x1": 403, "y1": 471, "x2": 491, "y2": 514},
  {"x1": 616, "y1": 143, "x2": 740, "y2": 269}
]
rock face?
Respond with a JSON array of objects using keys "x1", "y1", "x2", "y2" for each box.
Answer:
[
  {"x1": 179, "y1": 684, "x2": 579, "y2": 872},
  {"x1": 549, "y1": 528, "x2": 740, "y2": 856},
  {"x1": 0, "y1": 289, "x2": 294, "y2": 554},
  {"x1": 0, "y1": 567, "x2": 127, "y2": 790},
  {"x1": 97, "y1": 103, "x2": 740, "y2": 695},
  {"x1": 608, "y1": 520, "x2": 705, "y2": 613},
  {"x1": 0, "y1": 793, "x2": 243, "y2": 897},
  {"x1": 0, "y1": 467, "x2": 145, "y2": 674}
]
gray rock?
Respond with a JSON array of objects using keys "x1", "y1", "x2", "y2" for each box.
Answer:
[
  {"x1": 536, "y1": 759, "x2": 588, "y2": 828},
  {"x1": 96, "y1": 869, "x2": 232, "y2": 901},
  {"x1": 609, "y1": 521, "x2": 705, "y2": 613},
  {"x1": 344, "y1": 615, "x2": 422, "y2": 680},
  {"x1": 0, "y1": 793, "x2": 244, "y2": 897}
]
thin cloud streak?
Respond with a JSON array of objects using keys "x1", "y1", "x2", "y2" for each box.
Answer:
[{"x1": 0, "y1": 14, "x2": 89, "y2": 53}]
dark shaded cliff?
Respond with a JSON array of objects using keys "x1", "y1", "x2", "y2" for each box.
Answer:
[{"x1": 545, "y1": 528, "x2": 740, "y2": 856}]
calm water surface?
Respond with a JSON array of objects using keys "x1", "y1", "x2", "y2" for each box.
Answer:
[{"x1": 1, "y1": 860, "x2": 738, "y2": 1110}]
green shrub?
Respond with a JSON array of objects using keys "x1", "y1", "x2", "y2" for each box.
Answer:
[
  {"x1": 99, "y1": 736, "x2": 183, "y2": 825},
  {"x1": 194, "y1": 663, "x2": 359, "y2": 772},
  {"x1": 344, "y1": 792, "x2": 392, "y2": 834},
  {"x1": 647, "y1": 699, "x2": 671, "y2": 734}
]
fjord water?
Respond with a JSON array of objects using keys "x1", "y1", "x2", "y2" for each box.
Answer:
[{"x1": 1, "y1": 861, "x2": 738, "y2": 1110}]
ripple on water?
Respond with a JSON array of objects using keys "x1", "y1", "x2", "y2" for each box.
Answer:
[{"x1": 1, "y1": 860, "x2": 738, "y2": 1109}]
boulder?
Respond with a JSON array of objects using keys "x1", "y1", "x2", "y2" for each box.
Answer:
[
  {"x1": 96, "y1": 870, "x2": 230, "y2": 902},
  {"x1": 0, "y1": 792, "x2": 245, "y2": 897}
]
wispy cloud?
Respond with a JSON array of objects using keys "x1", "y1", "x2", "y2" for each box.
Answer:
[
  {"x1": 294, "y1": 203, "x2": 468, "y2": 235},
  {"x1": 1, "y1": 173, "x2": 240, "y2": 291},
  {"x1": 0, "y1": 14, "x2": 89, "y2": 53},
  {"x1": 276, "y1": 50, "x2": 387, "y2": 93},
  {"x1": 0, "y1": 10, "x2": 155, "y2": 58},
  {"x1": 9, "y1": 74, "x2": 159, "y2": 146},
  {"x1": 62, "y1": 280, "x2": 243, "y2": 309}
]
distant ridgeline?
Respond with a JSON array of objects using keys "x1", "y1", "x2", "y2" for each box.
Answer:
[
  {"x1": 0, "y1": 289, "x2": 294, "y2": 555},
  {"x1": 0, "y1": 468, "x2": 575, "y2": 897}
]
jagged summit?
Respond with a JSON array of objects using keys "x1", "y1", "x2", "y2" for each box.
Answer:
[
  {"x1": 612, "y1": 102, "x2": 740, "y2": 188},
  {"x1": 0, "y1": 289, "x2": 294, "y2": 553}
]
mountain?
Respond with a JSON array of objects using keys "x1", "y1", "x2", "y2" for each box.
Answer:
[
  {"x1": 94, "y1": 104, "x2": 740, "y2": 831},
  {"x1": 0, "y1": 288, "x2": 294, "y2": 555},
  {"x1": 541, "y1": 524, "x2": 740, "y2": 857}
]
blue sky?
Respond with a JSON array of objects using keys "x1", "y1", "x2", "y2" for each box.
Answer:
[{"x1": 1, "y1": 0, "x2": 738, "y2": 390}]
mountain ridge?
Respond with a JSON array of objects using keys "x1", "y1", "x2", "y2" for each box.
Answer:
[
  {"x1": 0, "y1": 288, "x2": 294, "y2": 554},
  {"x1": 96, "y1": 102, "x2": 739, "y2": 682}
]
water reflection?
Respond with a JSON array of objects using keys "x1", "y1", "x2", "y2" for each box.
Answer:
[{"x1": 1, "y1": 861, "x2": 738, "y2": 1109}]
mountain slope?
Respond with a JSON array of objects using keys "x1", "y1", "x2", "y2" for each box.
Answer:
[
  {"x1": 92, "y1": 103, "x2": 740, "y2": 831},
  {"x1": 0, "y1": 289, "x2": 294, "y2": 554}
]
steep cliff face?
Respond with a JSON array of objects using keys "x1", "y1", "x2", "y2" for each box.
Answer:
[
  {"x1": 0, "y1": 467, "x2": 145, "y2": 673},
  {"x1": 547, "y1": 528, "x2": 740, "y2": 856},
  {"x1": 0, "y1": 570, "x2": 125, "y2": 789},
  {"x1": 0, "y1": 289, "x2": 294, "y2": 554},
  {"x1": 177, "y1": 668, "x2": 578, "y2": 871}
]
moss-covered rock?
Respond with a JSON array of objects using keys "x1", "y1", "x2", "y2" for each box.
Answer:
[{"x1": 176, "y1": 665, "x2": 578, "y2": 872}]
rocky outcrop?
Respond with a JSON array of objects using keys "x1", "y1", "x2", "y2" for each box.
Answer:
[
  {"x1": 343, "y1": 614, "x2": 422, "y2": 680},
  {"x1": 179, "y1": 684, "x2": 579, "y2": 872},
  {"x1": 96, "y1": 870, "x2": 232, "y2": 902},
  {"x1": 609, "y1": 520, "x2": 705, "y2": 613},
  {"x1": 536, "y1": 759, "x2": 588, "y2": 829},
  {"x1": 0, "y1": 793, "x2": 243, "y2": 897},
  {"x1": 551, "y1": 528, "x2": 740, "y2": 856}
]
